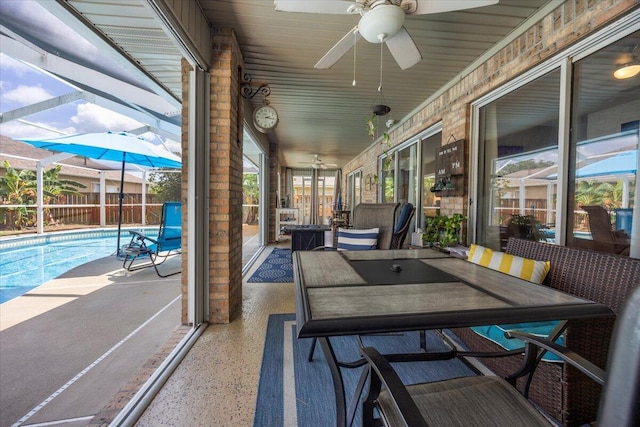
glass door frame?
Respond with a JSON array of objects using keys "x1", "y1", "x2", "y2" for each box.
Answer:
[
  {"x1": 377, "y1": 123, "x2": 442, "y2": 232},
  {"x1": 469, "y1": 14, "x2": 639, "y2": 248},
  {"x1": 346, "y1": 169, "x2": 362, "y2": 213}
]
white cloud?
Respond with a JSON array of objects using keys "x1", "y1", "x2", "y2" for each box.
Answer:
[
  {"x1": 70, "y1": 103, "x2": 143, "y2": 133},
  {"x1": 2, "y1": 85, "x2": 53, "y2": 106},
  {"x1": 0, "y1": 53, "x2": 39, "y2": 77},
  {"x1": 0, "y1": 121, "x2": 76, "y2": 140},
  {"x1": 163, "y1": 138, "x2": 182, "y2": 154}
]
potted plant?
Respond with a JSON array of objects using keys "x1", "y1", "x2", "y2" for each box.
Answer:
[
  {"x1": 507, "y1": 213, "x2": 540, "y2": 241},
  {"x1": 422, "y1": 216, "x2": 443, "y2": 247},
  {"x1": 439, "y1": 213, "x2": 467, "y2": 247},
  {"x1": 422, "y1": 213, "x2": 467, "y2": 248}
]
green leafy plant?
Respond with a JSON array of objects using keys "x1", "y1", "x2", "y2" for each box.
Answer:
[
  {"x1": 242, "y1": 173, "x2": 259, "y2": 224},
  {"x1": 0, "y1": 161, "x2": 85, "y2": 229},
  {"x1": 366, "y1": 114, "x2": 377, "y2": 139},
  {"x1": 423, "y1": 215, "x2": 444, "y2": 246},
  {"x1": 507, "y1": 213, "x2": 540, "y2": 241},
  {"x1": 150, "y1": 170, "x2": 181, "y2": 203},
  {"x1": 440, "y1": 213, "x2": 467, "y2": 247},
  {"x1": 423, "y1": 213, "x2": 467, "y2": 247}
]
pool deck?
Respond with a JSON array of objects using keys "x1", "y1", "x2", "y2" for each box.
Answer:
[
  {"x1": 0, "y1": 253, "x2": 183, "y2": 427},
  {"x1": 1, "y1": 224, "x2": 263, "y2": 427}
]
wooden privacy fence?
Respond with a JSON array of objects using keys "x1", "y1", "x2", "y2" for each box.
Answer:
[
  {"x1": 498, "y1": 199, "x2": 549, "y2": 224},
  {"x1": 0, "y1": 193, "x2": 165, "y2": 229}
]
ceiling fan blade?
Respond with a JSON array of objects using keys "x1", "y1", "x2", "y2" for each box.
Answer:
[
  {"x1": 385, "y1": 27, "x2": 422, "y2": 70},
  {"x1": 411, "y1": 0, "x2": 498, "y2": 15},
  {"x1": 274, "y1": 0, "x2": 362, "y2": 14},
  {"x1": 315, "y1": 27, "x2": 361, "y2": 69}
]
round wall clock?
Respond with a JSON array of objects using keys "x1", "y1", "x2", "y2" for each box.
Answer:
[{"x1": 253, "y1": 105, "x2": 279, "y2": 132}]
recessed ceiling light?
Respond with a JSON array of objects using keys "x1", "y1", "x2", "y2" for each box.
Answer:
[{"x1": 614, "y1": 60, "x2": 640, "y2": 79}]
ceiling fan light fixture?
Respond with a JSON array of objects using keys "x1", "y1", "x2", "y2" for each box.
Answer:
[
  {"x1": 358, "y1": 5, "x2": 405, "y2": 44},
  {"x1": 613, "y1": 60, "x2": 640, "y2": 79}
]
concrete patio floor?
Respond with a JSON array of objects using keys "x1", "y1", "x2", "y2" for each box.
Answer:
[
  {"x1": 0, "y1": 254, "x2": 183, "y2": 427},
  {"x1": 135, "y1": 241, "x2": 294, "y2": 426},
  {"x1": 1, "y1": 224, "x2": 263, "y2": 427}
]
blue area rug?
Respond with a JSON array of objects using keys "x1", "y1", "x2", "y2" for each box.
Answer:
[
  {"x1": 253, "y1": 314, "x2": 477, "y2": 426},
  {"x1": 247, "y1": 248, "x2": 293, "y2": 283}
]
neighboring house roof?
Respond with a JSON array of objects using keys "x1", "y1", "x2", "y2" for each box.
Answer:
[{"x1": 0, "y1": 135, "x2": 143, "y2": 183}]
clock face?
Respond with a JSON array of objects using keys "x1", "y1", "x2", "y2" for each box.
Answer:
[{"x1": 253, "y1": 105, "x2": 278, "y2": 131}]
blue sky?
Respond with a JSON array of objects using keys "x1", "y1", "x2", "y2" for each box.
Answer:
[{"x1": 0, "y1": 53, "x2": 181, "y2": 153}]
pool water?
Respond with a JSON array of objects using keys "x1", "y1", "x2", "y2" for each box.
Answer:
[{"x1": 0, "y1": 229, "x2": 154, "y2": 304}]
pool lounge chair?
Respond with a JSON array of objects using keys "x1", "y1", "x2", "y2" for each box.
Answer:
[
  {"x1": 580, "y1": 205, "x2": 630, "y2": 254},
  {"x1": 122, "y1": 202, "x2": 182, "y2": 277}
]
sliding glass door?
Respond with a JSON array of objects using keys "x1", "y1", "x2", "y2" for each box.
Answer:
[
  {"x1": 567, "y1": 31, "x2": 639, "y2": 256},
  {"x1": 476, "y1": 69, "x2": 560, "y2": 250},
  {"x1": 473, "y1": 27, "x2": 639, "y2": 257},
  {"x1": 420, "y1": 132, "x2": 442, "y2": 229},
  {"x1": 316, "y1": 171, "x2": 336, "y2": 225},
  {"x1": 346, "y1": 170, "x2": 362, "y2": 212}
]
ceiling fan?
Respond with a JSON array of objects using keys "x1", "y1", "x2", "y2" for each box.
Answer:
[
  {"x1": 300, "y1": 154, "x2": 339, "y2": 169},
  {"x1": 274, "y1": 0, "x2": 499, "y2": 70}
]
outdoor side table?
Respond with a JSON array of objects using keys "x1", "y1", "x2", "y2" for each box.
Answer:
[{"x1": 285, "y1": 225, "x2": 330, "y2": 252}]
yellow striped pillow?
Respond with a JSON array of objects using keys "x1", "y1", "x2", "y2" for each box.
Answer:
[{"x1": 467, "y1": 244, "x2": 550, "y2": 284}]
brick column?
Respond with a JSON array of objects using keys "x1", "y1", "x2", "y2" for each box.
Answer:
[{"x1": 208, "y1": 28, "x2": 243, "y2": 323}]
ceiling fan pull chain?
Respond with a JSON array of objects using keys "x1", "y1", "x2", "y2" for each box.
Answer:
[
  {"x1": 378, "y1": 40, "x2": 383, "y2": 92},
  {"x1": 353, "y1": 30, "x2": 357, "y2": 86}
]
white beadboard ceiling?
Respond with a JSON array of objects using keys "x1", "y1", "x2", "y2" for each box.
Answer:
[
  {"x1": 8, "y1": 0, "x2": 630, "y2": 169},
  {"x1": 197, "y1": 0, "x2": 552, "y2": 167}
]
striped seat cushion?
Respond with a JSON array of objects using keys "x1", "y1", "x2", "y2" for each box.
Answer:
[
  {"x1": 337, "y1": 228, "x2": 379, "y2": 251},
  {"x1": 467, "y1": 244, "x2": 558, "y2": 361},
  {"x1": 467, "y1": 244, "x2": 550, "y2": 284}
]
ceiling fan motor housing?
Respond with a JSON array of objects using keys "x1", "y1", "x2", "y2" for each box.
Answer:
[{"x1": 358, "y1": 4, "x2": 405, "y2": 43}]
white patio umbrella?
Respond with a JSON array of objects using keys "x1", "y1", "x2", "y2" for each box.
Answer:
[{"x1": 20, "y1": 131, "x2": 182, "y2": 254}]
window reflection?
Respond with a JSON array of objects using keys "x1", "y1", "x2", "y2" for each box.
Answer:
[
  {"x1": 381, "y1": 156, "x2": 395, "y2": 202},
  {"x1": 478, "y1": 69, "x2": 561, "y2": 250},
  {"x1": 421, "y1": 133, "x2": 442, "y2": 228},
  {"x1": 568, "y1": 31, "x2": 640, "y2": 256},
  {"x1": 476, "y1": 30, "x2": 639, "y2": 257}
]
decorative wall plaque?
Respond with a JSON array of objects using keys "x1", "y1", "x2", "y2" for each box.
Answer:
[{"x1": 433, "y1": 139, "x2": 465, "y2": 197}]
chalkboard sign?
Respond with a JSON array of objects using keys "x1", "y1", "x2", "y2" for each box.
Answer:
[{"x1": 433, "y1": 139, "x2": 465, "y2": 196}]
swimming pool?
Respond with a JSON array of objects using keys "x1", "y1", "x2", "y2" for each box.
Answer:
[{"x1": 0, "y1": 229, "x2": 155, "y2": 304}]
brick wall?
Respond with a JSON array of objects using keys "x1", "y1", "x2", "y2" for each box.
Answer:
[
  {"x1": 180, "y1": 28, "x2": 247, "y2": 324},
  {"x1": 207, "y1": 28, "x2": 244, "y2": 323},
  {"x1": 343, "y1": 0, "x2": 638, "y2": 215}
]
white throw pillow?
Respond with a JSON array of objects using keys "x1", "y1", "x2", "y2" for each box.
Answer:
[{"x1": 337, "y1": 228, "x2": 379, "y2": 251}]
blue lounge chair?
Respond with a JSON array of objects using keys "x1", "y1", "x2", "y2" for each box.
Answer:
[{"x1": 122, "y1": 202, "x2": 181, "y2": 277}]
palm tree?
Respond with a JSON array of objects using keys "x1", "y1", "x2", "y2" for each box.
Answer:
[
  {"x1": 0, "y1": 161, "x2": 37, "y2": 228},
  {"x1": 40, "y1": 165, "x2": 86, "y2": 225},
  {"x1": 0, "y1": 161, "x2": 85, "y2": 229}
]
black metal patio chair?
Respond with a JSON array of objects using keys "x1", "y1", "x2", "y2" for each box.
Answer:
[{"x1": 360, "y1": 285, "x2": 640, "y2": 427}]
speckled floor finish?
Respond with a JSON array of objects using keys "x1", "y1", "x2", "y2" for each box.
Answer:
[{"x1": 135, "y1": 244, "x2": 295, "y2": 426}]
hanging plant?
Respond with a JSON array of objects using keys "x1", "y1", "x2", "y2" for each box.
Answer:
[
  {"x1": 366, "y1": 114, "x2": 377, "y2": 139},
  {"x1": 366, "y1": 109, "x2": 394, "y2": 172},
  {"x1": 381, "y1": 131, "x2": 394, "y2": 171}
]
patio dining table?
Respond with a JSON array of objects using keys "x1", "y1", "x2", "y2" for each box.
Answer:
[{"x1": 293, "y1": 248, "x2": 615, "y2": 427}]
